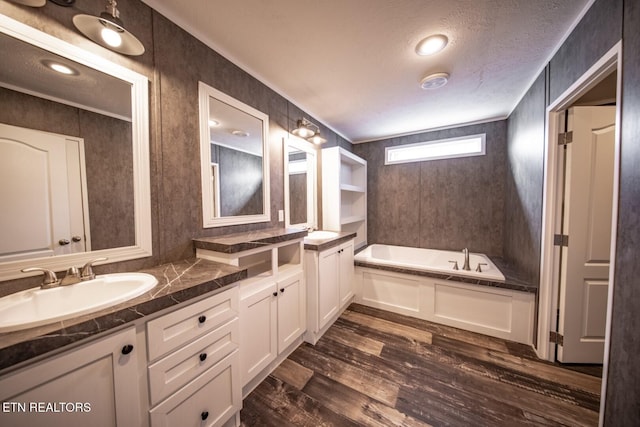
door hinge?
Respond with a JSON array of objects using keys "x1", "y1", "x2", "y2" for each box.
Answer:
[
  {"x1": 554, "y1": 234, "x2": 569, "y2": 247},
  {"x1": 549, "y1": 331, "x2": 564, "y2": 346},
  {"x1": 558, "y1": 131, "x2": 573, "y2": 145}
]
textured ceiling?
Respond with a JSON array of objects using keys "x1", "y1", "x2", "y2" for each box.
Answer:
[{"x1": 142, "y1": 0, "x2": 591, "y2": 142}]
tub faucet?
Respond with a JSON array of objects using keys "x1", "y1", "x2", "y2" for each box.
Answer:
[{"x1": 462, "y1": 248, "x2": 471, "y2": 271}]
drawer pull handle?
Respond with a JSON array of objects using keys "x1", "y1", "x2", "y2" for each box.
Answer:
[
  {"x1": 198, "y1": 315, "x2": 206, "y2": 324},
  {"x1": 280, "y1": 288, "x2": 285, "y2": 293},
  {"x1": 121, "y1": 344, "x2": 134, "y2": 355},
  {"x1": 201, "y1": 411, "x2": 209, "y2": 421},
  {"x1": 272, "y1": 291, "x2": 278, "y2": 297},
  {"x1": 199, "y1": 353, "x2": 207, "y2": 362}
]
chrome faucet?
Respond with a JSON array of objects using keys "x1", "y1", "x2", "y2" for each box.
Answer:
[
  {"x1": 21, "y1": 267, "x2": 60, "y2": 289},
  {"x1": 462, "y1": 248, "x2": 471, "y2": 271},
  {"x1": 80, "y1": 257, "x2": 108, "y2": 281}
]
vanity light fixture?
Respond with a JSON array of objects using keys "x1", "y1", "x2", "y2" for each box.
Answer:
[
  {"x1": 72, "y1": 0, "x2": 145, "y2": 56},
  {"x1": 420, "y1": 72, "x2": 449, "y2": 90},
  {"x1": 208, "y1": 119, "x2": 220, "y2": 127},
  {"x1": 415, "y1": 34, "x2": 448, "y2": 56},
  {"x1": 292, "y1": 118, "x2": 327, "y2": 145}
]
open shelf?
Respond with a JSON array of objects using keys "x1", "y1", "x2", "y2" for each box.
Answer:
[{"x1": 322, "y1": 146, "x2": 367, "y2": 249}]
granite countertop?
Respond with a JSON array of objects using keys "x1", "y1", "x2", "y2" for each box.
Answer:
[
  {"x1": 304, "y1": 231, "x2": 357, "y2": 252},
  {"x1": 0, "y1": 258, "x2": 246, "y2": 372},
  {"x1": 194, "y1": 227, "x2": 308, "y2": 254},
  {"x1": 354, "y1": 256, "x2": 536, "y2": 294}
]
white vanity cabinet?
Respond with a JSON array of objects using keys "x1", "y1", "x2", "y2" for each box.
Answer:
[
  {"x1": 196, "y1": 236, "x2": 306, "y2": 396},
  {"x1": 147, "y1": 287, "x2": 241, "y2": 427},
  {"x1": 305, "y1": 238, "x2": 355, "y2": 345},
  {"x1": 0, "y1": 326, "x2": 142, "y2": 427}
]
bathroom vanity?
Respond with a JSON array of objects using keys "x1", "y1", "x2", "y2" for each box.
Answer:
[
  {"x1": 0, "y1": 260, "x2": 246, "y2": 427},
  {"x1": 194, "y1": 228, "x2": 307, "y2": 397},
  {"x1": 303, "y1": 231, "x2": 357, "y2": 344}
]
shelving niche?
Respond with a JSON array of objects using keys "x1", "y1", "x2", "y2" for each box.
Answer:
[{"x1": 322, "y1": 146, "x2": 367, "y2": 250}]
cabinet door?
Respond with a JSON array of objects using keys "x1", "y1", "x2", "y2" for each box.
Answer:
[
  {"x1": 0, "y1": 327, "x2": 140, "y2": 427},
  {"x1": 339, "y1": 240, "x2": 355, "y2": 307},
  {"x1": 239, "y1": 282, "x2": 277, "y2": 386},
  {"x1": 318, "y1": 249, "x2": 340, "y2": 330},
  {"x1": 277, "y1": 271, "x2": 305, "y2": 352}
]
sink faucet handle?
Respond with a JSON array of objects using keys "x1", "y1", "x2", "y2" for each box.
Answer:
[
  {"x1": 476, "y1": 263, "x2": 487, "y2": 272},
  {"x1": 21, "y1": 267, "x2": 60, "y2": 289},
  {"x1": 448, "y1": 260, "x2": 459, "y2": 270},
  {"x1": 81, "y1": 257, "x2": 108, "y2": 281}
]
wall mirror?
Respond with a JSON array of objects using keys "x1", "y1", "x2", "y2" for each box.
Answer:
[
  {"x1": 198, "y1": 81, "x2": 270, "y2": 227},
  {"x1": 0, "y1": 15, "x2": 151, "y2": 281},
  {"x1": 284, "y1": 136, "x2": 317, "y2": 229}
]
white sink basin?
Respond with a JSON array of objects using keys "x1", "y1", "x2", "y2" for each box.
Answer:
[
  {"x1": 0, "y1": 273, "x2": 158, "y2": 333},
  {"x1": 306, "y1": 230, "x2": 340, "y2": 241}
]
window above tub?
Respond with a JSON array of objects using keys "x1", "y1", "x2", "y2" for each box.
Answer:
[{"x1": 384, "y1": 133, "x2": 486, "y2": 165}]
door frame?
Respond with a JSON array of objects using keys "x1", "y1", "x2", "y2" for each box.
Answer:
[{"x1": 537, "y1": 41, "x2": 621, "y2": 423}]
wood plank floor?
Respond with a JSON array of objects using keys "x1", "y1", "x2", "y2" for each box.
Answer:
[{"x1": 240, "y1": 304, "x2": 601, "y2": 426}]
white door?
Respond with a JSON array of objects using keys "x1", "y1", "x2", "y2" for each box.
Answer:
[
  {"x1": 338, "y1": 240, "x2": 355, "y2": 306},
  {"x1": 557, "y1": 106, "x2": 615, "y2": 363},
  {"x1": 0, "y1": 123, "x2": 88, "y2": 261},
  {"x1": 276, "y1": 271, "x2": 305, "y2": 352}
]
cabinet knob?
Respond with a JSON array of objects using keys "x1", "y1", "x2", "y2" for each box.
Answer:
[
  {"x1": 201, "y1": 411, "x2": 209, "y2": 421},
  {"x1": 198, "y1": 315, "x2": 206, "y2": 324},
  {"x1": 199, "y1": 353, "x2": 207, "y2": 362},
  {"x1": 58, "y1": 239, "x2": 70, "y2": 246},
  {"x1": 272, "y1": 291, "x2": 278, "y2": 297},
  {"x1": 121, "y1": 344, "x2": 134, "y2": 355},
  {"x1": 280, "y1": 288, "x2": 285, "y2": 293}
]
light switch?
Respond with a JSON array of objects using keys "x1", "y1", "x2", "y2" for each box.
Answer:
[{"x1": 278, "y1": 210, "x2": 284, "y2": 222}]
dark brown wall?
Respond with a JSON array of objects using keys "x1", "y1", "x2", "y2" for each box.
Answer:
[
  {"x1": 353, "y1": 120, "x2": 506, "y2": 257},
  {"x1": 0, "y1": 0, "x2": 348, "y2": 284},
  {"x1": 605, "y1": 0, "x2": 640, "y2": 422},
  {"x1": 503, "y1": 71, "x2": 546, "y2": 286}
]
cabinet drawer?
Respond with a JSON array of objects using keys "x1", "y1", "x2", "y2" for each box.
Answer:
[
  {"x1": 148, "y1": 317, "x2": 239, "y2": 406},
  {"x1": 147, "y1": 287, "x2": 238, "y2": 361},
  {"x1": 149, "y1": 350, "x2": 241, "y2": 427}
]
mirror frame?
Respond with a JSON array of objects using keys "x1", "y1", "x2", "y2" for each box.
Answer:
[
  {"x1": 0, "y1": 15, "x2": 152, "y2": 281},
  {"x1": 198, "y1": 81, "x2": 271, "y2": 227},
  {"x1": 284, "y1": 136, "x2": 318, "y2": 229}
]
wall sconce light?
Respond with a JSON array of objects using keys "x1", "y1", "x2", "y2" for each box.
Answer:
[
  {"x1": 292, "y1": 118, "x2": 327, "y2": 145},
  {"x1": 72, "y1": 0, "x2": 145, "y2": 56}
]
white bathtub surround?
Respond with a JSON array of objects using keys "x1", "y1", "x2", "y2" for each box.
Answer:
[{"x1": 354, "y1": 245, "x2": 535, "y2": 344}]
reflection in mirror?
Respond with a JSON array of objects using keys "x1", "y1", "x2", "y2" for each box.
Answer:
[
  {"x1": 0, "y1": 15, "x2": 151, "y2": 280},
  {"x1": 199, "y1": 82, "x2": 270, "y2": 227},
  {"x1": 284, "y1": 137, "x2": 317, "y2": 229}
]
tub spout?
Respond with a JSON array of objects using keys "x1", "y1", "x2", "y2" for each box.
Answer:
[{"x1": 462, "y1": 248, "x2": 471, "y2": 271}]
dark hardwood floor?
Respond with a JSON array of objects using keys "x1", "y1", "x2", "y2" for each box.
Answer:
[{"x1": 240, "y1": 304, "x2": 601, "y2": 426}]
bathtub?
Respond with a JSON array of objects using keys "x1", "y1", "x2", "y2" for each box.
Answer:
[
  {"x1": 353, "y1": 244, "x2": 534, "y2": 344},
  {"x1": 354, "y1": 244, "x2": 505, "y2": 282}
]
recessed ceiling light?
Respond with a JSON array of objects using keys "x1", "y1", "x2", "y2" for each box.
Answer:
[
  {"x1": 415, "y1": 34, "x2": 448, "y2": 56},
  {"x1": 231, "y1": 130, "x2": 250, "y2": 137},
  {"x1": 420, "y1": 72, "x2": 449, "y2": 90},
  {"x1": 41, "y1": 60, "x2": 78, "y2": 76}
]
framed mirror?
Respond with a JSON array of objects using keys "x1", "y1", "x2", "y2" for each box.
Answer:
[
  {"x1": 198, "y1": 82, "x2": 270, "y2": 227},
  {"x1": 284, "y1": 136, "x2": 317, "y2": 229},
  {"x1": 0, "y1": 15, "x2": 151, "y2": 281}
]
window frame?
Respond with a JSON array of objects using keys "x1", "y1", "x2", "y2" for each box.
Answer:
[{"x1": 384, "y1": 133, "x2": 486, "y2": 165}]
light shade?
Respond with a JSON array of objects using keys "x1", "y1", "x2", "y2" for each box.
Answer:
[
  {"x1": 308, "y1": 132, "x2": 327, "y2": 145},
  {"x1": 73, "y1": 1, "x2": 144, "y2": 56},
  {"x1": 6, "y1": 0, "x2": 46, "y2": 6},
  {"x1": 292, "y1": 119, "x2": 316, "y2": 139}
]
